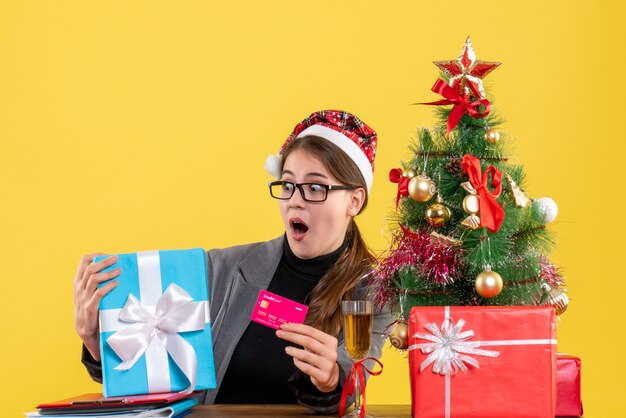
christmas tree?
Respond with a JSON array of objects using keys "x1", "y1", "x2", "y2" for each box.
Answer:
[{"x1": 374, "y1": 38, "x2": 568, "y2": 350}]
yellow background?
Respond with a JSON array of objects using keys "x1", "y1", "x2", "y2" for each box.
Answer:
[{"x1": 1, "y1": 1, "x2": 623, "y2": 417}]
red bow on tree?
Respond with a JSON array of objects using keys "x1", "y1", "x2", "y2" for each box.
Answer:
[
  {"x1": 339, "y1": 358, "x2": 383, "y2": 418},
  {"x1": 461, "y1": 154, "x2": 505, "y2": 233},
  {"x1": 389, "y1": 168, "x2": 409, "y2": 211},
  {"x1": 416, "y1": 79, "x2": 491, "y2": 136}
]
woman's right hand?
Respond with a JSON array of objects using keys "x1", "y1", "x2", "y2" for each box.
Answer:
[{"x1": 73, "y1": 253, "x2": 121, "y2": 361}]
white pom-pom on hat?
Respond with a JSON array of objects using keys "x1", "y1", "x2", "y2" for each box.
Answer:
[{"x1": 264, "y1": 154, "x2": 282, "y2": 179}]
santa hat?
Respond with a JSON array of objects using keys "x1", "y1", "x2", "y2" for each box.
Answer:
[{"x1": 265, "y1": 110, "x2": 378, "y2": 193}]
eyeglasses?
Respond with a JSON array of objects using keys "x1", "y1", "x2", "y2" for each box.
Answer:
[{"x1": 268, "y1": 181, "x2": 357, "y2": 202}]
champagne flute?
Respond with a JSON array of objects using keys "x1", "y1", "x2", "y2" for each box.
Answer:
[{"x1": 341, "y1": 300, "x2": 373, "y2": 418}]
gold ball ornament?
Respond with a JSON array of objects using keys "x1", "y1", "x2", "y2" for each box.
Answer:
[
  {"x1": 475, "y1": 269, "x2": 503, "y2": 298},
  {"x1": 484, "y1": 129, "x2": 500, "y2": 144},
  {"x1": 408, "y1": 174, "x2": 436, "y2": 202},
  {"x1": 404, "y1": 168, "x2": 417, "y2": 179},
  {"x1": 547, "y1": 287, "x2": 569, "y2": 315},
  {"x1": 426, "y1": 195, "x2": 451, "y2": 227},
  {"x1": 389, "y1": 321, "x2": 409, "y2": 350}
]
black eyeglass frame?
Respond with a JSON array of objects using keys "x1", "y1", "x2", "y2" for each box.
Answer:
[{"x1": 268, "y1": 181, "x2": 357, "y2": 202}]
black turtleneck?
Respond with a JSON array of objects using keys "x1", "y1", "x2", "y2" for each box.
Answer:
[{"x1": 214, "y1": 237, "x2": 346, "y2": 404}]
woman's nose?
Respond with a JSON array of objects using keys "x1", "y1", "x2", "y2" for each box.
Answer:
[{"x1": 288, "y1": 185, "x2": 306, "y2": 206}]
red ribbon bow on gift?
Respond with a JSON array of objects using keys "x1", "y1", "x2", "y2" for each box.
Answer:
[
  {"x1": 461, "y1": 154, "x2": 505, "y2": 233},
  {"x1": 339, "y1": 358, "x2": 383, "y2": 418},
  {"x1": 389, "y1": 168, "x2": 410, "y2": 211},
  {"x1": 416, "y1": 78, "x2": 491, "y2": 136}
]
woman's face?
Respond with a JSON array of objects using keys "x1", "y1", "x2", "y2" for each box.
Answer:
[{"x1": 279, "y1": 149, "x2": 365, "y2": 259}]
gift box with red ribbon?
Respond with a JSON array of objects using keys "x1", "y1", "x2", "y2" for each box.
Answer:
[
  {"x1": 556, "y1": 354, "x2": 583, "y2": 417},
  {"x1": 408, "y1": 306, "x2": 557, "y2": 418}
]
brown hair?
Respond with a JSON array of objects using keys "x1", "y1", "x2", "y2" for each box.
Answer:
[{"x1": 280, "y1": 135, "x2": 375, "y2": 337}]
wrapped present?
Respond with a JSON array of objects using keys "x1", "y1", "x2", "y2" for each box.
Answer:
[
  {"x1": 408, "y1": 306, "x2": 556, "y2": 418},
  {"x1": 556, "y1": 354, "x2": 583, "y2": 417},
  {"x1": 96, "y1": 249, "x2": 217, "y2": 397}
]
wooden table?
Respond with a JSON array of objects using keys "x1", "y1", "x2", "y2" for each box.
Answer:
[{"x1": 189, "y1": 404, "x2": 412, "y2": 417}]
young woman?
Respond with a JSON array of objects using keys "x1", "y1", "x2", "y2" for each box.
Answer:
[{"x1": 73, "y1": 110, "x2": 390, "y2": 414}]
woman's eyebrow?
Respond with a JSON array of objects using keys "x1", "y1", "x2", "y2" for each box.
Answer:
[
  {"x1": 281, "y1": 170, "x2": 329, "y2": 180},
  {"x1": 305, "y1": 172, "x2": 330, "y2": 180}
]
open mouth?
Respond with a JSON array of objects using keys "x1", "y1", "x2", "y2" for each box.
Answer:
[{"x1": 289, "y1": 218, "x2": 309, "y2": 240}]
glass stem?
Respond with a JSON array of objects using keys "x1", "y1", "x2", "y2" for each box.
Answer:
[{"x1": 354, "y1": 372, "x2": 361, "y2": 413}]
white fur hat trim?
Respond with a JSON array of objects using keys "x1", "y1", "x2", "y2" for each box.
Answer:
[{"x1": 296, "y1": 125, "x2": 373, "y2": 193}]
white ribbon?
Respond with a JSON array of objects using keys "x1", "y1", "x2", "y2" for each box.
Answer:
[
  {"x1": 410, "y1": 317, "x2": 500, "y2": 375},
  {"x1": 107, "y1": 283, "x2": 205, "y2": 394},
  {"x1": 101, "y1": 251, "x2": 208, "y2": 394}
]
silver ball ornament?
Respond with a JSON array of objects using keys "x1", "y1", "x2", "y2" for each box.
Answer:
[{"x1": 533, "y1": 197, "x2": 558, "y2": 223}]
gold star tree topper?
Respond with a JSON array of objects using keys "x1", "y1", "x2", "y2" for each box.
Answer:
[{"x1": 434, "y1": 37, "x2": 501, "y2": 99}]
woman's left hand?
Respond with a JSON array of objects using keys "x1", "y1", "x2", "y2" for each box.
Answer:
[{"x1": 277, "y1": 323, "x2": 339, "y2": 393}]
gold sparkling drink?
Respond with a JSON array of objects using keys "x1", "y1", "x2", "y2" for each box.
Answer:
[{"x1": 343, "y1": 312, "x2": 373, "y2": 360}]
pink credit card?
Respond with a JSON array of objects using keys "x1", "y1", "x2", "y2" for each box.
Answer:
[{"x1": 250, "y1": 290, "x2": 308, "y2": 330}]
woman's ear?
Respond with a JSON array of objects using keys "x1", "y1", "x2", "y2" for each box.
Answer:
[{"x1": 346, "y1": 188, "x2": 366, "y2": 216}]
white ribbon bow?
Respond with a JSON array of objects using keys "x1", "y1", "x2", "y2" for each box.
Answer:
[
  {"x1": 411, "y1": 318, "x2": 500, "y2": 375},
  {"x1": 106, "y1": 283, "x2": 205, "y2": 393}
]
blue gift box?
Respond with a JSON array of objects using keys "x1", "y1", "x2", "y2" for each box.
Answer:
[{"x1": 95, "y1": 249, "x2": 216, "y2": 397}]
